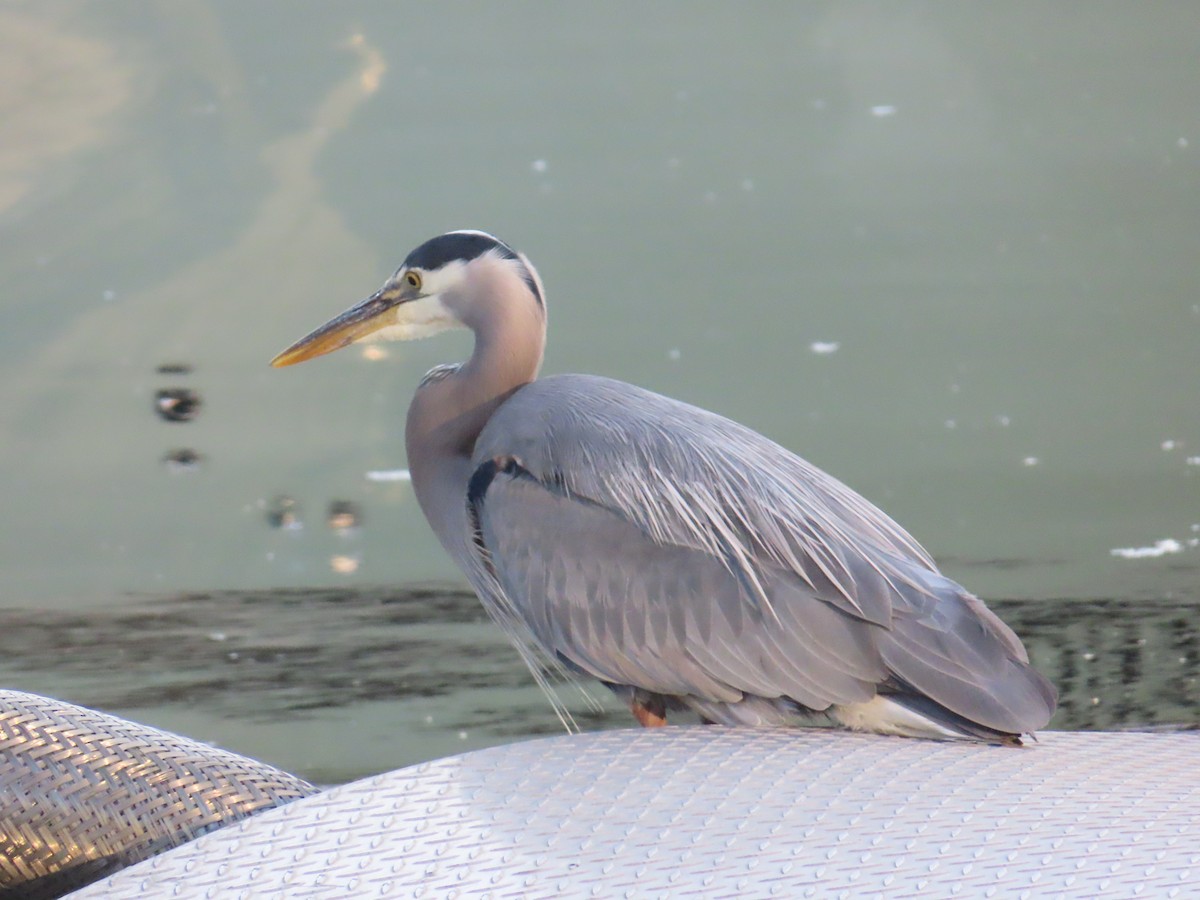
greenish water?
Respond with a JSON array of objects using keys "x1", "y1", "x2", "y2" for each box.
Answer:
[{"x1": 1, "y1": 2, "x2": 1197, "y2": 782}]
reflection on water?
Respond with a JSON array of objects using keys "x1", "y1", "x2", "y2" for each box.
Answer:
[
  {"x1": 153, "y1": 387, "x2": 203, "y2": 423},
  {"x1": 326, "y1": 500, "x2": 362, "y2": 532},
  {"x1": 0, "y1": 587, "x2": 1194, "y2": 783},
  {"x1": 162, "y1": 447, "x2": 203, "y2": 473},
  {"x1": 265, "y1": 495, "x2": 303, "y2": 531},
  {"x1": 0, "y1": 587, "x2": 590, "y2": 725},
  {"x1": 1008, "y1": 596, "x2": 1200, "y2": 732}
]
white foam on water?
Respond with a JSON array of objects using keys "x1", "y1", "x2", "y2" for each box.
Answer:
[{"x1": 1110, "y1": 539, "x2": 1184, "y2": 559}]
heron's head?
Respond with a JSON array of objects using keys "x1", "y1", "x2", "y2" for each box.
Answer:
[{"x1": 271, "y1": 230, "x2": 544, "y2": 367}]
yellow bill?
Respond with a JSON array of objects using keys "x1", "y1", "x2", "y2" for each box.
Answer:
[{"x1": 270, "y1": 291, "x2": 390, "y2": 368}]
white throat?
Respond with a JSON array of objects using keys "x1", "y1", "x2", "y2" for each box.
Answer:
[{"x1": 370, "y1": 294, "x2": 462, "y2": 342}]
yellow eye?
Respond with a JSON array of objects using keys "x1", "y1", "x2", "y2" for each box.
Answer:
[{"x1": 403, "y1": 270, "x2": 422, "y2": 290}]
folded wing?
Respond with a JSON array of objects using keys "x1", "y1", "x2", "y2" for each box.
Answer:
[{"x1": 466, "y1": 374, "x2": 1056, "y2": 736}]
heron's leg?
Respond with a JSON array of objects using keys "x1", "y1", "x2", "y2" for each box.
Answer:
[{"x1": 630, "y1": 692, "x2": 667, "y2": 728}]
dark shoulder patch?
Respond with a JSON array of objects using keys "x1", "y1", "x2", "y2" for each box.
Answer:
[
  {"x1": 467, "y1": 455, "x2": 526, "y2": 509},
  {"x1": 467, "y1": 458, "x2": 501, "y2": 510},
  {"x1": 466, "y1": 456, "x2": 528, "y2": 579},
  {"x1": 404, "y1": 231, "x2": 517, "y2": 271}
]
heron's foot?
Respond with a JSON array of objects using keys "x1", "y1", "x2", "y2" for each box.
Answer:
[{"x1": 630, "y1": 693, "x2": 667, "y2": 728}]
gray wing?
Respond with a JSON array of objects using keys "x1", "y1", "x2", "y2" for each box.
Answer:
[
  {"x1": 471, "y1": 464, "x2": 883, "y2": 711},
  {"x1": 469, "y1": 375, "x2": 1055, "y2": 734}
]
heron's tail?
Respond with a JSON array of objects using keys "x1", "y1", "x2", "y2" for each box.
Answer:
[{"x1": 832, "y1": 691, "x2": 1027, "y2": 745}]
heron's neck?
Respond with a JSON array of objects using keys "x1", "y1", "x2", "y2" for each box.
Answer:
[{"x1": 405, "y1": 295, "x2": 545, "y2": 549}]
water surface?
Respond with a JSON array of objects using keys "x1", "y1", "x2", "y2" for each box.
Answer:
[{"x1": 1, "y1": 2, "x2": 1197, "y2": 781}]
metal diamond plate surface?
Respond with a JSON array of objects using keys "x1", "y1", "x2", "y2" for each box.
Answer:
[
  {"x1": 72, "y1": 728, "x2": 1200, "y2": 898},
  {"x1": 0, "y1": 690, "x2": 317, "y2": 898}
]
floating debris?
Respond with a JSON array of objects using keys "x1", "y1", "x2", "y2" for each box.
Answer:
[
  {"x1": 1022, "y1": 456, "x2": 1040, "y2": 467},
  {"x1": 327, "y1": 500, "x2": 362, "y2": 531},
  {"x1": 156, "y1": 363, "x2": 194, "y2": 375},
  {"x1": 870, "y1": 104, "x2": 897, "y2": 118},
  {"x1": 155, "y1": 388, "x2": 202, "y2": 422},
  {"x1": 365, "y1": 469, "x2": 411, "y2": 482},
  {"x1": 1110, "y1": 539, "x2": 1184, "y2": 559},
  {"x1": 809, "y1": 341, "x2": 840, "y2": 355},
  {"x1": 162, "y1": 448, "x2": 203, "y2": 472},
  {"x1": 266, "y1": 495, "x2": 302, "y2": 530},
  {"x1": 330, "y1": 554, "x2": 360, "y2": 574},
  {"x1": 531, "y1": 158, "x2": 548, "y2": 173},
  {"x1": 667, "y1": 348, "x2": 682, "y2": 362}
]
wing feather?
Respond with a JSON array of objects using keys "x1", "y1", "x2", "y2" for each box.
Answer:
[
  {"x1": 472, "y1": 467, "x2": 881, "y2": 712},
  {"x1": 476, "y1": 375, "x2": 937, "y2": 628},
  {"x1": 469, "y1": 375, "x2": 1056, "y2": 734}
]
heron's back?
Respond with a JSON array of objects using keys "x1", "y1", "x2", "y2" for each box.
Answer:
[{"x1": 470, "y1": 373, "x2": 1055, "y2": 738}]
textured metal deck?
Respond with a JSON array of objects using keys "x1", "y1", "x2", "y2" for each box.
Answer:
[
  {"x1": 0, "y1": 690, "x2": 317, "y2": 899},
  {"x1": 72, "y1": 727, "x2": 1199, "y2": 898}
]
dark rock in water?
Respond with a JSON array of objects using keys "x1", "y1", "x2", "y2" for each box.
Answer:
[
  {"x1": 162, "y1": 448, "x2": 203, "y2": 472},
  {"x1": 155, "y1": 388, "x2": 202, "y2": 422}
]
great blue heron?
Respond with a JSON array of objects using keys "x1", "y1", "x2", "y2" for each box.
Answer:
[{"x1": 272, "y1": 230, "x2": 1056, "y2": 744}]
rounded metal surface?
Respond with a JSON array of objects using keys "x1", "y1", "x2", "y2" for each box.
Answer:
[
  {"x1": 0, "y1": 690, "x2": 318, "y2": 899},
  {"x1": 71, "y1": 727, "x2": 1200, "y2": 898}
]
